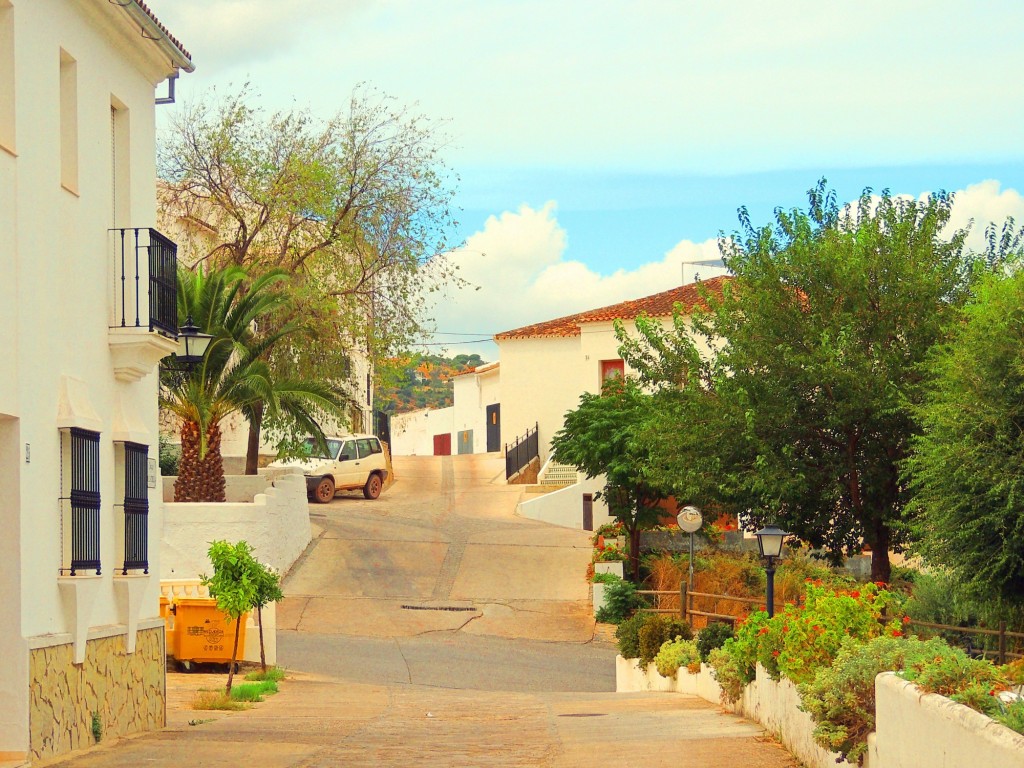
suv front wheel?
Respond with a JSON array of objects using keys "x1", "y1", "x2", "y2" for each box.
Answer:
[
  {"x1": 363, "y1": 473, "x2": 383, "y2": 500},
  {"x1": 313, "y1": 476, "x2": 336, "y2": 504}
]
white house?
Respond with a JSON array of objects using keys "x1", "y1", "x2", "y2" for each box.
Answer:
[
  {"x1": 0, "y1": 0, "x2": 191, "y2": 761},
  {"x1": 495, "y1": 276, "x2": 727, "y2": 467},
  {"x1": 493, "y1": 278, "x2": 727, "y2": 528},
  {"x1": 390, "y1": 361, "x2": 501, "y2": 456}
]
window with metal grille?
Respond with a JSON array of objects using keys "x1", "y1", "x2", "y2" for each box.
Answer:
[
  {"x1": 61, "y1": 428, "x2": 101, "y2": 575},
  {"x1": 119, "y1": 442, "x2": 149, "y2": 574}
]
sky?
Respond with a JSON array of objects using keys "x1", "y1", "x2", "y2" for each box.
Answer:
[{"x1": 154, "y1": 1, "x2": 1024, "y2": 359}]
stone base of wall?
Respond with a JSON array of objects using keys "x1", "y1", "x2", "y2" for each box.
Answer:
[{"x1": 29, "y1": 626, "x2": 165, "y2": 761}]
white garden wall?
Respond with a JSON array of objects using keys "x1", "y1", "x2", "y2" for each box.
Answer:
[
  {"x1": 616, "y1": 657, "x2": 1024, "y2": 768},
  {"x1": 161, "y1": 473, "x2": 311, "y2": 579},
  {"x1": 868, "y1": 672, "x2": 1024, "y2": 768},
  {"x1": 390, "y1": 406, "x2": 455, "y2": 456},
  {"x1": 517, "y1": 475, "x2": 613, "y2": 529}
]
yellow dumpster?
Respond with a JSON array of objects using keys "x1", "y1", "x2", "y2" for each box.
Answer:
[
  {"x1": 172, "y1": 598, "x2": 248, "y2": 665},
  {"x1": 159, "y1": 596, "x2": 178, "y2": 659}
]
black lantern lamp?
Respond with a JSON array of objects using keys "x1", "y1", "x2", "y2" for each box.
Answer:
[
  {"x1": 754, "y1": 523, "x2": 789, "y2": 617},
  {"x1": 174, "y1": 315, "x2": 213, "y2": 369}
]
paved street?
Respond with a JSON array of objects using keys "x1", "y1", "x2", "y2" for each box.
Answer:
[{"x1": 45, "y1": 454, "x2": 797, "y2": 767}]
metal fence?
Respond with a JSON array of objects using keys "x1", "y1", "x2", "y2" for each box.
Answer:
[
  {"x1": 505, "y1": 422, "x2": 539, "y2": 480},
  {"x1": 112, "y1": 227, "x2": 178, "y2": 337}
]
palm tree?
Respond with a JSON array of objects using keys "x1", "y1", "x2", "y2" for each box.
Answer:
[{"x1": 164, "y1": 265, "x2": 345, "y2": 502}]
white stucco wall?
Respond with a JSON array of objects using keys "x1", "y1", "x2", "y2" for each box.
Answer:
[
  {"x1": 497, "y1": 335, "x2": 581, "y2": 462},
  {"x1": 498, "y1": 313, "x2": 714, "y2": 466},
  {"x1": 517, "y1": 475, "x2": 613, "y2": 530},
  {"x1": 616, "y1": 658, "x2": 1024, "y2": 768},
  {"x1": 161, "y1": 474, "x2": 312, "y2": 579},
  {"x1": 390, "y1": 406, "x2": 455, "y2": 456},
  {"x1": 1, "y1": 0, "x2": 186, "y2": 755},
  {"x1": 452, "y1": 362, "x2": 500, "y2": 453},
  {"x1": 870, "y1": 672, "x2": 1024, "y2": 768}
]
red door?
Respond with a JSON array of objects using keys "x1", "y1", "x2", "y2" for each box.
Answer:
[{"x1": 433, "y1": 433, "x2": 452, "y2": 456}]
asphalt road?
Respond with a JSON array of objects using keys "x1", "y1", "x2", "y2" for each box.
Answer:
[{"x1": 277, "y1": 452, "x2": 617, "y2": 691}]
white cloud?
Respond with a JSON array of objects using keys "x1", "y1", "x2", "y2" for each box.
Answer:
[
  {"x1": 946, "y1": 181, "x2": 1024, "y2": 253},
  {"x1": 426, "y1": 202, "x2": 722, "y2": 358},
  {"x1": 426, "y1": 181, "x2": 1024, "y2": 359}
]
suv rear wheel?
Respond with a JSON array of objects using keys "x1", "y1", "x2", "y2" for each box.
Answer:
[{"x1": 363, "y1": 473, "x2": 383, "y2": 500}]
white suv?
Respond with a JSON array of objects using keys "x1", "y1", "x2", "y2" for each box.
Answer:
[{"x1": 269, "y1": 434, "x2": 390, "y2": 503}]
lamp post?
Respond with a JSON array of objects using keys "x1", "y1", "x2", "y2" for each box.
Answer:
[
  {"x1": 172, "y1": 315, "x2": 213, "y2": 370},
  {"x1": 754, "y1": 523, "x2": 789, "y2": 618},
  {"x1": 676, "y1": 506, "x2": 703, "y2": 589}
]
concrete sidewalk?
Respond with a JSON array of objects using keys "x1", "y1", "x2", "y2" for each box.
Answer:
[{"x1": 41, "y1": 670, "x2": 799, "y2": 768}]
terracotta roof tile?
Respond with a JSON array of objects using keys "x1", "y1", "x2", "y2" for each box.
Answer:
[
  {"x1": 452, "y1": 364, "x2": 499, "y2": 382},
  {"x1": 133, "y1": 1, "x2": 192, "y2": 63},
  {"x1": 495, "y1": 276, "x2": 729, "y2": 341}
]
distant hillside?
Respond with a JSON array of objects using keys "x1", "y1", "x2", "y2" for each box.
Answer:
[{"x1": 375, "y1": 353, "x2": 486, "y2": 414}]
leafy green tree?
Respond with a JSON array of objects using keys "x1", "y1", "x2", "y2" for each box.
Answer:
[
  {"x1": 906, "y1": 267, "x2": 1024, "y2": 608},
  {"x1": 202, "y1": 540, "x2": 261, "y2": 694},
  {"x1": 551, "y1": 378, "x2": 669, "y2": 581},
  {"x1": 160, "y1": 84, "x2": 461, "y2": 463},
  {"x1": 251, "y1": 562, "x2": 284, "y2": 673},
  {"x1": 620, "y1": 182, "x2": 976, "y2": 581},
  {"x1": 164, "y1": 265, "x2": 345, "y2": 501}
]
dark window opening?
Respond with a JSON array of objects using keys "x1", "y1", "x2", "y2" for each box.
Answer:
[
  {"x1": 62, "y1": 428, "x2": 101, "y2": 575},
  {"x1": 120, "y1": 442, "x2": 149, "y2": 574}
]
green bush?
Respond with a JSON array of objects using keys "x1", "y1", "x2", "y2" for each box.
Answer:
[
  {"x1": 591, "y1": 571, "x2": 621, "y2": 585},
  {"x1": 708, "y1": 646, "x2": 745, "y2": 704},
  {"x1": 595, "y1": 578, "x2": 646, "y2": 624},
  {"x1": 709, "y1": 611, "x2": 769, "y2": 701},
  {"x1": 158, "y1": 436, "x2": 180, "y2": 476},
  {"x1": 637, "y1": 614, "x2": 692, "y2": 666},
  {"x1": 799, "y1": 635, "x2": 954, "y2": 765},
  {"x1": 696, "y1": 622, "x2": 734, "y2": 662},
  {"x1": 764, "y1": 582, "x2": 906, "y2": 684},
  {"x1": 655, "y1": 637, "x2": 701, "y2": 678},
  {"x1": 996, "y1": 698, "x2": 1024, "y2": 735},
  {"x1": 615, "y1": 613, "x2": 646, "y2": 659}
]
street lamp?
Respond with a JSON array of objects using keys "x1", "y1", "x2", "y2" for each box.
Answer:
[
  {"x1": 676, "y1": 505, "x2": 703, "y2": 589},
  {"x1": 754, "y1": 523, "x2": 789, "y2": 618},
  {"x1": 172, "y1": 315, "x2": 213, "y2": 369}
]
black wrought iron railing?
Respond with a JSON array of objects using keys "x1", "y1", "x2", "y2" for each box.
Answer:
[
  {"x1": 121, "y1": 442, "x2": 149, "y2": 574},
  {"x1": 64, "y1": 428, "x2": 101, "y2": 576},
  {"x1": 111, "y1": 228, "x2": 178, "y2": 337},
  {"x1": 505, "y1": 422, "x2": 539, "y2": 480}
]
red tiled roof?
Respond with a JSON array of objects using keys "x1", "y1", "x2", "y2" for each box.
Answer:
[
  {"x1": 132, "y1": 1, "x2": 193, "y2": 64},
  {"x1": 451, "y1": 362, "x2": 500, "y2": 378},
  {"x1": 494, "y1": 276, "x2": 730, "y2": 341}
]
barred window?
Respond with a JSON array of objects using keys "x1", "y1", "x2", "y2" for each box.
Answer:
[
  {"x1": 120, "y1": 442, "x2": 149, "y2": 574},
  {"x1": 61, "y1": 428, "x2": 101, "y2": 575}
]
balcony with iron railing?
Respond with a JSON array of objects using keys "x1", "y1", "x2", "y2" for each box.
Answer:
[{"x1": 108, "y1": 227, "x2": 179, "y2": 381}]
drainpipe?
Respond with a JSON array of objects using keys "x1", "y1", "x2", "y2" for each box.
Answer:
[{"x1": 110, "y1": 0, "x2": 195, "y2": 104}]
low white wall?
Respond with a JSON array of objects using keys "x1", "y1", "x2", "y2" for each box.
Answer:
[
  {"x1": 163, "y1": 471, "x2": 294, "y2": 503},
  {"x1": 390, "y1": 407, "x2": 455, "y2": 456},
  {"x1": 517, "y1": 477, "x2": 614, "y2": 530},
  {"x1": 160, "y1": 473, "x2": 311, "y2": 580},
  {"x1": 160, "y1": 580, "x2": 276, "y2": 666},
  {"x1": 616, "y1": 657, "x2": 1024, "y2": 768},
  {"x1": 870, "y1": 672, "x2": 1024, "y2": 768}
]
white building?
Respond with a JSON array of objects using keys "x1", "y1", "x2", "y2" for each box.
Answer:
[
  {"x1": 494, "y1": 278, "x2": 727, "y2": 529},
  {"x1": 389, "y1": 361, "x2": 501, "y2": 456},
  {"x1": 0, "y1": 0, "x2": 191, "y2": 761},
  {"x1": 495, "y1": 277, "x2": 727, "y2": 467}
]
